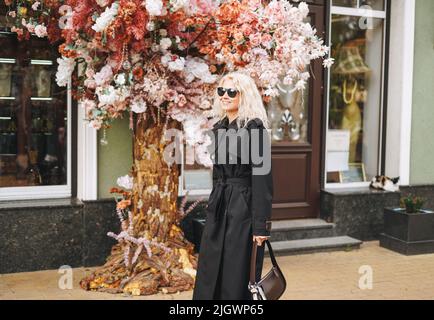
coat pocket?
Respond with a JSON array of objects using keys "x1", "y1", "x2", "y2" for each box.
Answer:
[
  {"x1": 205, "y1": 186, "x2": 218, "y2": 213},
  {"x1": 240, "y1": 187, "x2": 251, "y2": 211},
  {"x1": 232, "y1": 187, "x2": 251, "y2": 222}
]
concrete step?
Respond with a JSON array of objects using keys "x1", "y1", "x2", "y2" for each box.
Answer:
[
  {"x1": 270, "y1": 218, "x2": 335, "y2": 241},
  {"x1": 265, "y1": 236, "x2": 362, "y2": 256}
]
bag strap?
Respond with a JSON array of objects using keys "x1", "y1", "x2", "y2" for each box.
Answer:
[
  {"x1": 250, "y1": 241, "x2": 258, "y2": 284},
  {"x1": 250, "y1": 239, "x2": 278, "y2": 284},
  {"x1": 265, "y1": 240, "x2": 279, "y2": 268}
]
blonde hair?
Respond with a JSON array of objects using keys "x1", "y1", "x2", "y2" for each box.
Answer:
[{"x1": 213, "y1": 72, "x2": 270, "y2": 129}]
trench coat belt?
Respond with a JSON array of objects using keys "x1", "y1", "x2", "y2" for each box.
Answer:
[{"x1": 211, "y1": 177, "x2": 252, "y2": 222}]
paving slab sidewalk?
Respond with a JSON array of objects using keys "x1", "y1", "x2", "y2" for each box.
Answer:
[{"x1": 1, "y1": 241, "x2": 434, "y2": 300}]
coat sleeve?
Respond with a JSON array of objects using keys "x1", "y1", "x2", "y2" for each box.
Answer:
[{"x1": 248, "y1": 119, "x2": 273, "y2": 237}]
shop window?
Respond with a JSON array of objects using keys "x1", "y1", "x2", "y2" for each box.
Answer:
[
  {"x1": 0, "y1": 29, "x2": 70, "y2": 197},
  {"x1": 326, "y1": 2, "x2": 387, "y2": 185}
]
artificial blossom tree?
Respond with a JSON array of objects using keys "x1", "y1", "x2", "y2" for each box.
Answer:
[{"x1": 4, "y1": 0, "x2": 332, "y2": 295}]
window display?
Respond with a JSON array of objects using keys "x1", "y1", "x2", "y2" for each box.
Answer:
[
  {"x1": 0, "y1": 33, "x2": 68, "y2": 188},
  {"x1": 327, "y1": 7, "x2": 386, "y2": 184}
]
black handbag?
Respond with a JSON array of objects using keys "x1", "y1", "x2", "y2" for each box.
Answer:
[{"x1": 248, "y1": 240, "x2": 287, "y2": 300}]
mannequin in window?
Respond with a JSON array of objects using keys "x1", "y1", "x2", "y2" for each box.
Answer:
[
  {"x1": 332, "y1": 44, "x2": 370, "y2": 163},
  {"x1": 341, "y1": 76, "x2": 362, "y2": 163}
]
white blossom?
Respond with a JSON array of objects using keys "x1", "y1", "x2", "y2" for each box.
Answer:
[
  {"x1": 91, "y1": 2, "x2": 119, "y2": 32},
  {"x1": 146, "y1": 21, "x2": 156, "y2": 31},
  {"x1": 168, "y1": 57, "x2": 185, "y2": 71},
  {"x1": 145, "y1": 0, "x2": 164, "y2": 16},
  {"x1": 298, "y1": 2, "x2": 309, "y2": 18},
  {"x1": 114, "y1": 73, "x2": 126, "y2": 86},
  {"x1": 89, "y1": 119, "x2": 102, "y2": 130},
  {"x1": 323, "y1": 57, "x2": 335, "y2": 68},
  {"x1": 183, "y1": 117, "x2": 205, "y2": 146},
  {"x1": 32, "y1": 2, "x2": 41, "y2": 11},
  {"x1": 94, "y1": 65, "x2": 113, "y2": 86},
  {"x1": 184, "y1": 57, "x2": 217, "y2": 84},
  {"x1": 96, "y1": 0, "x2": 109, "y2": 7},
  {"x1": 131, "y1": 98, "x2": 147, "y2": 113},
  {"x1": 295, "y1": 79, "x2": 306, "y2": 91},
  {"x1": 96, "y1": 85, "x2": 117, "y2": 106},
  {"x1": 56, "y1": 57, "x2": 75, "y2": 87},
  {"x1": 169, "y1": 0, "x2": 189, "y2": 12},
  {"x1": 34, "y1": 24, "x2": 47, "y2": 38},
  {"x1": 161, "y1": 54, "x2": 185, "y2": 72},
  {"x1": 117, "y1": 174, "x2": 134, "y2": 190},
  {"x1": 159, "y1": 37, "x2": 172, "y2": 51}
]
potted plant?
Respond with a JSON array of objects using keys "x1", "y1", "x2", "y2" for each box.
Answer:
[
  {"x1": 380, "y1": 194, "x2": 434, "y2": 255},
  {"x1": 400, "y1": 194, "x2": 425, "y2": 213}
]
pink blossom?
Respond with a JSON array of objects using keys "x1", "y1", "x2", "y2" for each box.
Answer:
[
  {"x1": 81, "y1": 99, "x2": 97, "y2": 113},
  {"x1": 94, "y1": 65, "x2": 113, "y2": 86},
  {"x1": 85, "y1": 68, "x2": 95, "y2": 78},
  {"x1": 164, "y1": 89, "x2": 177, "y2": 101},
  {"x1": 84, "y1": 79, "x2": 97, "y2": 89},
  {"x1": 26, "y1": 24, "x2": 35, "y2": 33},
  {"x1": 34, "y1": 24, "x2": 47, "y2": 38},
  {"x1": 261, "y1": 34, "x2": 273, "y2": 48},
  {"x1": 89, "y1": 119, "x2": 102, "y2": 130},
  {"x1": 249, "y1": 33, "x2": 262, "y2": 47},
  {"x1": 240, "y1": 24, "x2": 253, "y2": 36},
  {"x1": 177, "y1": 94, "x2": 187, "y2": 107}
]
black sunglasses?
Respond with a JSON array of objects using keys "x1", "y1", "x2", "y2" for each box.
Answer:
[{"x1": 217, "y1": 87, "x2": 239, "y2": 98}]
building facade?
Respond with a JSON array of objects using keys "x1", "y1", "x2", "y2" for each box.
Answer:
[{"x1": 1, "y1": 0, "x2": 434, "y2": 273}]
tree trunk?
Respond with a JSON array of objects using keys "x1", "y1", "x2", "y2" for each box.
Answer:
[{"x1": 80, "y1": 111, "x2": 198, "y2": 296}]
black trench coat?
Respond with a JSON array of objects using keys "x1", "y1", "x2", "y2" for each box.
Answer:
[{"x1": 192, "y1": 116, "x2": 273, "y2": 300}]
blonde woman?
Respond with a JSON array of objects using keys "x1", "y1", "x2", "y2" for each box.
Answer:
[{"x1": 193, "y1": 72, "x2": 274, "y2": 300}]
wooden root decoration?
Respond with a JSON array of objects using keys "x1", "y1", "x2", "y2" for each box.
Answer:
[{"x1": 80, "y1": 110, "x2": 198, "y2": 296}]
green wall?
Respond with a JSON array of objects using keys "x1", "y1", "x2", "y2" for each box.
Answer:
[
  {"x1": 410, "y1": 0, "x2": 434, "y2": 184},
  {"x1": 97, "y1": 116, "x2": 133, "y2": 199}
]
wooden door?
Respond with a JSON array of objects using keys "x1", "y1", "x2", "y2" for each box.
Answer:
[{"x1": 270, "y1": 3, "x2": 326, "y2": 220}]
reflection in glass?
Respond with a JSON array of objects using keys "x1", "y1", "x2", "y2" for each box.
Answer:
[
  {"x1": 327, "y1": 15, "x2": 384, "y2": 183},
  {"x1": 267, "y1": 83, "x2": 309, "y2": 143},
  {"x1": 0, "y1": 62, "x2": 12, "y2": 97},
  {"x1": 332, "y1": 0, "x2": 384, "y2": 10},
  {"x1": 332, "y1": 0, "x2": 357, "y2": 8},
  {"x1": 360, "y1": 0, "x2": 385, "y2": 11},
  {"x1": 31, "y1": 64, "x2": 53, "y2": 98}
]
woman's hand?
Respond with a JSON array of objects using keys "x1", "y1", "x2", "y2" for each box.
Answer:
[{"x1": 253, "y1": 235, "x2": 269, "y2": 246}]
